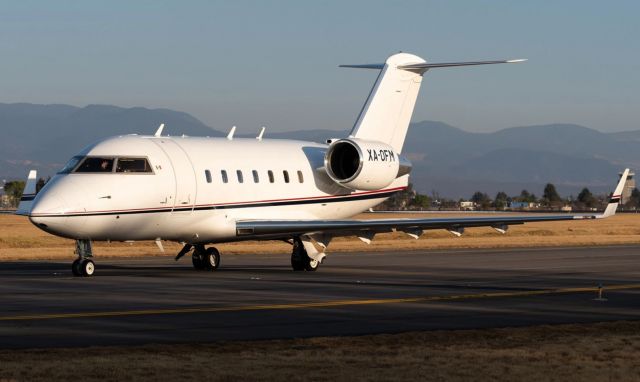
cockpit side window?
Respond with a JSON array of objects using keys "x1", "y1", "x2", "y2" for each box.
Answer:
[
  {"x1": 116, "y1": 158, "x2": 152, "y2": 173},
  {"x1": 58, "y1": 156, "x2": 84, "y2": 174},
  {"x1": 75, "y1": 157, "x2": 115, "y2": 173}
]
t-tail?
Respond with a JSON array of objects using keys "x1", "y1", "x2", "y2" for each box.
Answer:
[
  {"x1": 15, "y1": 170, "x2": 37, "y2": 216},
  {"x1": 341, "y1": 53, "x2": 526, "y2": 153}
]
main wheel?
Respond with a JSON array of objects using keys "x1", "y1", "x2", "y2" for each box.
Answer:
[
  {"x1": 80, "y1": 259, "x2": 95, "y2": 277},
  {"x1": 192, "y1": 252, "x2": 206, "y2": 270},
  {"x1": 291, "y1": 242, "x2": 305, "y2": 271},
  {"x1": 304, "y1": 257, "x2": 319, "y2": 272},
  {"x1": 71, "y1": 259, "x2": 82, "y2": 276},
  {"x1": 203, "y1": 247, "x2": 220, "y2": 271}
]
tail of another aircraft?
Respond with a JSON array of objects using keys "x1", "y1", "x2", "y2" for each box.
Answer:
[
  {"x1": 15, "y1": 170, "x2": 37, "y2": 216},
  {"x1": 342, "y1": 53, "x2": 526, "y2": 153}
]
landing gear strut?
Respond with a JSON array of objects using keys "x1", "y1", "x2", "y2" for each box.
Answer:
[
  {"x1": 71, "y1": 239, "x2": 95, "y2": 277},
  {"x1": 291, "y1": 237, "x2": 320, "y2": 272},
  {"x1": 191, "y1": 244, "x2": 220, "y2": 271}
]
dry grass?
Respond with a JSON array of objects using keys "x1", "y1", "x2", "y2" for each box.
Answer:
[
  {"x1": 1, "y1": 213, "x2": 640, "y2": 261},
  {"x1": 0, "y1": 320, "x2": 639, "y2": 381}
]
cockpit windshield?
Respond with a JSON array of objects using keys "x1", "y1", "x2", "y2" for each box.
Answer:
[
  {"x1": 58, "y1": 156, "x2": 154, "y2": 174},
  {"x1": 75, "y1": 157, "x2": 115, "y2": 173},
  {"x1": 116, "y1": 158, "x2": 152, "y2": 173}
]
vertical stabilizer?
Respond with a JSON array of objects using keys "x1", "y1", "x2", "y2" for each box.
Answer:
[
  {"x1": 346, "y1": 53, "x2": 426, "y2": 153},
  {"x1": 342, "y1": 53, "x2": 525, "y2": 153},
  {"x1": 600, "y1": 168, "x2": 630, "y2": 218}
]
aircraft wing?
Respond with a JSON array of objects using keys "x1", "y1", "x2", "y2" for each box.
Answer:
[{"x1": 236, "y1": 169, "x2": 629, "y2": 240}]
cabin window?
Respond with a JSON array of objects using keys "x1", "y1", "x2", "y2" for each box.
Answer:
[
  {"x1": 252, "y1": 170, "x2": 259, "y2": 183},
  {"x1": 221, "y1": 170, "x2": 228, "y2": 183},
  {"x1": 115, "y1": 158, "x2": 152, "y2": 173},
  {"x1": 283, "y1": 170, "x2": 290, "y2": 183},
  {"x1": 297, "y1": 170, "x2": 304, "y2": 183},
  {"x1": 75, "y1": 157, "x2": 115, "y2": 173},
  {"x1": 237, "y1": 170, "x2": 244, "y2": 183},
  {"x1": 268, "y1": 170, "x2": 274, "y2": 183},
  {"x1": 58, "y1": 156, "x2": 83, "y2": 174},
  {"x1": 205, "y1": 170, "x2": 212, "y2": 183}
]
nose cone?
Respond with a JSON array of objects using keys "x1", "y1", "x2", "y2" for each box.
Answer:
[{"x1": 29, "y1": 191, "x2": 70, "y2": 235}]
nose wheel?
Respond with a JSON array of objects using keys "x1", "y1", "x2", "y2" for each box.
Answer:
[{"x1": 71, "y1": 239, "x2": 95, "y2": 277}]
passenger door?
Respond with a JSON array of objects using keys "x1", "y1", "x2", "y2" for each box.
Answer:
[{"x1": 152, "y1": 139, "x2": 197, "y2": 215}]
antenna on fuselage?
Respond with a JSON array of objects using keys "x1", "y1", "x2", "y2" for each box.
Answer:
[
  {"x1": 154, "y1": 123, "x2": 165, "y2": 137},
  {"x1": 256, "y1": 126, "x2": 266, "y2": 141},
  {"x1": 227, "y1": 125, "x2": 236, "y2": 140}
]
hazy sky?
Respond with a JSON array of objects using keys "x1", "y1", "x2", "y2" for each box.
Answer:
[{"x1": 1, "y1": 1, "x2": 639, "y2": 133}]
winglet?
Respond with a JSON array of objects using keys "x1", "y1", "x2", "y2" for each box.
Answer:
[
  {"x1": 256, "y1": 126, "x2": 266, "y2": 141},
  {"x1": 154, "y1": 123, "x2": 165, "y2": 137},
  {"x1": 227, "y1": 126, "x2": 236, "y2": 140},
  {"x1": 15, "y1": 170, "x2": 38, "y2": 216},
  {"x1": 599, "y1": 168, "x2": 630, "y2": 218}
]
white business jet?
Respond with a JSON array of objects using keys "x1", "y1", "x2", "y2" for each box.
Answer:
[{"x1": 16, "y1": 52, "x2": 629, "y2": 277}]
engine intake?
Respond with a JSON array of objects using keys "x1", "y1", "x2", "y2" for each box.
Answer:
[{"x1": 324, "y1": 138, "x2": 408, "y2": 190}]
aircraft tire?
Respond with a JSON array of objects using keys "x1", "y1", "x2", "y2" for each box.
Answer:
[
  {"x1": 80, "y1": 259, "x2": 95, "y2": 277},
  {"x1": 203, "y1": 247, "x2": 220, "y2": 271},
  {"x1": 71, "y1": 259, "x2": 82, "y2": 276},
  {"x1": 291, "y1": 244, "x2": 305, "y2": 271},
  {"x1": 304, "y1": 258, "x2": 319, "y2": 272},
  {"x1": 192, "y1": 253, "x2": 206, "y2": 270}
]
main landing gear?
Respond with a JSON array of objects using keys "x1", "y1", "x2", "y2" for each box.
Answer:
[
  {"x1": 177, "y1": 244, "x2": 220, "y2": 271},
  {"x1": 71, "y1": 239, "x2": 95, "y2": 277},
  {"x1": 291, "y1": 236, "x2": 320, "y2": 272}
]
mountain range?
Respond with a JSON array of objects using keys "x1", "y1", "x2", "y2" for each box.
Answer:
[{"x1": 1, "y1": 103, "x2": 637, "y2": 199}]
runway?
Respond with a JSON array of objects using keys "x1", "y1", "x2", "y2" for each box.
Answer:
[{"x1": 1, "y1": 245, "x2": 639, "y2": 349}]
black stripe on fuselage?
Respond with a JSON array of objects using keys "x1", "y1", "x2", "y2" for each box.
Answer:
[
  {"x1": 31, "y1": 190, "x2": 398, "y2": 218},
  {"x1": 20, "y1": 195, "x2": 36, "y2": 201}
]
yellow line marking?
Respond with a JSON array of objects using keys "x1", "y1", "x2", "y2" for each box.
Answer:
[{"x1": 2, "y1": 283, "x2": 639, "y2": 322}]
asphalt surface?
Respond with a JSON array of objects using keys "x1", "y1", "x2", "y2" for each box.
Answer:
[{"x1": 1, "y1": 245, "x2": 640, "y2": 349}]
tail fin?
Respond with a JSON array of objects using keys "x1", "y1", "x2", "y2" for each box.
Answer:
[
  {"x1": 15, "y1": 170, "x2": 37, "y2": 216},
  {"x1": 600, "y1": 168, "x2": 630, "y2": 218},
  {"x1": 342, "y1": 53, "x2": 526, "y2": 153}
]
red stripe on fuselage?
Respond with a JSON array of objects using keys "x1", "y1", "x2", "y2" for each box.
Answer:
[{"x1": 31, "y1": 186, "x2": 406, "y2": 217}]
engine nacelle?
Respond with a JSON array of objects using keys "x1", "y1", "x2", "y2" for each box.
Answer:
[{"x1": 324, "y1": 138, "x2": 404, "y2": 190}]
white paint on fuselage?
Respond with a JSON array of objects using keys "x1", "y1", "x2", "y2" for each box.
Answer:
[{"x1": 30, "y1": 135, "x2": 408, "y2": 243}]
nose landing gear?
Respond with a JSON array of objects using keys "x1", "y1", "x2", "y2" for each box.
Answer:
[{"x1": 71, "y1": 239, "x2": 95, "y2": 277}]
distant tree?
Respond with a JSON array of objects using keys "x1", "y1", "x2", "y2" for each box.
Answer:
[
  {"x1": 542, "y1": 183, "x2": 562, "y2": 206},
  {"x1": 3, "y1": 180, "x2": 25, "y2": 208},
  {"x1": 576, "y1": 187, "x2": 597, "y2": 208},
  {"x1": 494, "y1": 191, "x2": 509, "y2": 210},
  {"x1": 471, "y1": 191, "x2": 492, "y2": 210},
  {"x1": 516, "y1": 189, "x2": 537, "y2": 203},
  {"x1": 411, "y1": 193, "x2": 432, "y2": 209}
]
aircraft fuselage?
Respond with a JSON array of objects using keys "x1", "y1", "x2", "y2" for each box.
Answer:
[{"x1": 29, "y1": 135, "x2": 408, "y2": 244}]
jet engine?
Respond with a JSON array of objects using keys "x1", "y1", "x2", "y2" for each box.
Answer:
[{"x1": 324, "y1": 138, "x2": 410, "y2": 191}]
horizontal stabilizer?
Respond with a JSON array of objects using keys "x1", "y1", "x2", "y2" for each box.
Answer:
[
  {"x1": 340, "y1": 59, "x2": 526, "y2": 73},
  {"x1": 339, "y1": 63, "x2": 385, "y2": 70},
  {"x1": 398, "y1": 59, "x2": 527, "y2": 72}
]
